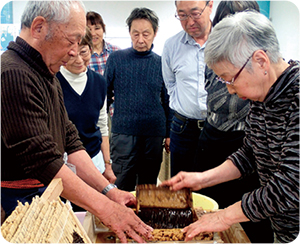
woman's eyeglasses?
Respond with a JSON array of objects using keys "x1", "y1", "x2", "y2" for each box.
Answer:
[{"x1": 216, "y1": 54, "x2": 252, "y2": 85}]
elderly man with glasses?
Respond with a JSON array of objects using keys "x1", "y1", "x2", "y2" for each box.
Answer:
[
  {"x1": 1, "y1": 2, "x2": 153, "y2": 242},
  {"x1": 162, "y1": 1, "x2": 213, "y2": 176}
]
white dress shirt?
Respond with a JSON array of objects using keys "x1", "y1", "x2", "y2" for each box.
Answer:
[{"x1": 162, "y1": 30, "x2": 207, "y2": 120}]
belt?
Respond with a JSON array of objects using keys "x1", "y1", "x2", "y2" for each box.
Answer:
[
  {"x1": 1, "y1": 179, "x2": 44, "y2": 189},
  {"x1": 174, "y1": 112, "x2": 205, "y2": 129}
]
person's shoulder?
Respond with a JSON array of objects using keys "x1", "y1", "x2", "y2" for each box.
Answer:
[
  {"x1": 1, "y1": 49, "x2": 24, "y2": 71},
  {"x1": 105, "y1": 41, "x2": 121, "y2": 51},
  {"x1": 151, "y1": 51, "x2": 162, "y2": 60},
  {"x1": 56, "y1": 70, "x2": 63, "y2": 80},
  {"x1": 87, "y1": 68, "x2": 105, "y2": 82},
  {"x1": 165, "y1": 30, "x2": 185, "y2": 45},
  {"x1": 107, "y1": 47, "x2": 131, "y2": 60},
  {"x1": 163, "y1": 31, "x2": 186, "y2": 54},
  {"x1": 1, "y1": 49, "x2": 42, "y2": 82}
]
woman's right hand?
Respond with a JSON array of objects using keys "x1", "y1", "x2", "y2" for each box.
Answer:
[{"x1": 160, "y1": 171, "x2": 203, "y2": 191}]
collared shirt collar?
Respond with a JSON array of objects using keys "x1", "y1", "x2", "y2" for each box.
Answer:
[
  {"x1": 180, "y1": 22, "x2": 213, "y2": 47},
  {"x1": 180, "y1": 31, "x2": 196, "y2": 45},
  {"x1": 103, "y1": 40, "x2": 109, "y2": 52},
  {"x1": 92, "y1": 40, "x2": 108, "y2": 56}
]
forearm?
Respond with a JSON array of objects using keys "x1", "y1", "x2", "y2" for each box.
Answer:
[
  {"x1": 200, "y1": 159, "x2": 241, "y2": 189},
  {"x1": 223, "y1": 201, "x2": 250, "y2": 225},
  {"x1": 67, "y1": 149, "x2": 110, "y2": 193},
  {"x1": 101, "y1": 136, "x2": 117, "y2": 183},
  {"x1": 54, "y1": 164, "x2": 111, "y2": 218},
  {"x1": 101, "y1": 136, "x2": 110, "y2": 163}
]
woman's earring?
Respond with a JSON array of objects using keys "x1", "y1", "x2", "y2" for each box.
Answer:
[{"x1": 264, "y1": 71, "x2": 268, "y2": 75}]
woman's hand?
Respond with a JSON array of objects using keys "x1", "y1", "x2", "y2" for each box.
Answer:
[
  {"x1": 183, "y1": 201, "x2": 249, "y2": 241},
  {"x1": 161, "y1": 160, "x2": 242, "y2": 192},
  {"x1": 183, "y1": 210, "x2": 231, "y2": 241},
  {"x1": 161, "y1": 171, "x2": 203, "y2": 191}
]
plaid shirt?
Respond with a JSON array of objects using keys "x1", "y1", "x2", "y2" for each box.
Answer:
[{"x1": 88, "y1": 41, "x2": 120, "y2": 75}]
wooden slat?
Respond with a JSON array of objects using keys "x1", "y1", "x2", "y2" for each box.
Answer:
[
  {"x1": 219, "y1": 223, "x2": 251, "y2": 243},
  {"x1": 40, "y1": 178, "x2": 63, "y2": 202},
  {"x1": 69, "y1": 207, "x2": 92, "y2": 243},
  {"x1": 83, "y1": 212, "x2": 97, "y2": 243}
]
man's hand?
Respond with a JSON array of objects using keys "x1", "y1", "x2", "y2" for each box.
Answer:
[
  {"x1": 103, "y1": 163, "x2": 117, "y2": 183},
  {"x1": 106, "y1": 188, "x2": 137, "y2": 207},
  {"x1": 164, "y1": 138, "x2": 171, "y2": 153},
  {"x1": 98, "y1": 201, "x2": 153, "y2": 243}
]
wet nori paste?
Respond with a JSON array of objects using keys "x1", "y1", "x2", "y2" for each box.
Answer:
[{"x1": 137, "y1": 208, "x2": 194, "y2": 229}]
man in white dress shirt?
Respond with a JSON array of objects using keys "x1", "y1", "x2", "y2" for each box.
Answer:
[{"x1": 162, "y1": 0, "x2": 213, "y2": 176}]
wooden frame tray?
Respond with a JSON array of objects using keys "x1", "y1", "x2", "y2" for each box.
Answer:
[{"x1": 83, "y1": 211, "x2": 250, "y2": 243}]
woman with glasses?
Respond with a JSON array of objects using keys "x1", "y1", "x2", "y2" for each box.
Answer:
[
  {"x1": 193, "y1": 1, "x2": 273, "y2": 242},
  {"x1": 162, "y1": 11, "x2": 299, "y2": 243},
  {"x1": 56, "y1": 28, "x2": 117, "y2": 190}
]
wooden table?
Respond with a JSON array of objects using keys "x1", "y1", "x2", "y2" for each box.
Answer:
[{"x1": 83, "y1": 212, "x2": 251, "y2": 243}]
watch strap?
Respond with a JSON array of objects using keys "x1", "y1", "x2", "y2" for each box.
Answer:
[{"x1": 101, "y1": 183, "x2": 117, "y2": 195}]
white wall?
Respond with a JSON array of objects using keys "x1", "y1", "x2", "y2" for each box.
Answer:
[
  {"x1": 269, "y1": 1, "x2": 300, "y2": 61},
  {"x1": 83, "y1": 0, "x2": 185, "y2": 54},
  {"x1": 1, "y1": 0, "x2": 300, "y2": 59},
  {"x1": 73, "y1": 0, "x2": 219, "y2": 54}
]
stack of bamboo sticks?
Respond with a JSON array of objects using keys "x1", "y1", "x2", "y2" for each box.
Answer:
[{"x1": 1, "y1": 179, "x2": 90, "y2": 243}]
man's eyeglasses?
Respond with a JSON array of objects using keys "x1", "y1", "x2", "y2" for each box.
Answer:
[
  {"x1": 175, "y1": 1, "x2": 209, "y2": 21},
  {"x1": 216, "y1": 54, "x2": 253, "y2": 86}
]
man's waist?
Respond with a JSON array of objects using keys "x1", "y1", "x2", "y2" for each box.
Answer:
[
  {"x1": 174, "y1": 112, "x2": 205, "y2": 129},
  {"x1": 170, "y1": 101, "x2": 207, "y2": 120},
  {"x1": 1, "y1": 179, "x2": 45, "y2": 189}
]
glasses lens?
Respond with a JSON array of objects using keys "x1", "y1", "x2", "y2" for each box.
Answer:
[
  {"x1": 175, "y1": 13, "x2": 186, "y2": 20},
  {"x1": 216, "y1": 77, "x2": 233, "y2": 85},
  {"x1": 191, "y1": 12, "x2": 201, "y2": 19},
  {"x1": 216, "y1": 77, "x2": 225, "y2": 83}
]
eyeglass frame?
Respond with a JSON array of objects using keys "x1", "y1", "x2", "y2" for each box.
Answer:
[
  {"x1": 70, "y1": 45, "x2": 91, "y2": 59},
  {"x1": 215, "y1": 53, "x2": 253, "y2": 86},
  {"x1": 175, "y1": 1, "x2": 209, "y2": 21}
]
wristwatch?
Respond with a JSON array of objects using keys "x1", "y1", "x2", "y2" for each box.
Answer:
[
  {"x1": 101, "y1": 183, "x2": 117, "y2": 195},
  {"x1": 105, "y1": 159, "x2": 112, "y2": 165}
]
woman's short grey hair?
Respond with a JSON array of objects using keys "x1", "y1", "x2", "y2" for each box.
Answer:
[
  {"x1": 126, "y1": 8, "x2": 159, "y2": 33},
  {"x1": 204, "y1": 11, "x2": 281, "y2": 70},
  {"x1": 21, "y1": 1, "x2": 86, "y2": 29}
]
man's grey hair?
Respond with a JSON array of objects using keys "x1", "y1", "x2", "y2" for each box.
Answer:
[
  {"x1": 175, "y1": 0, "x2": 210, "y2": 7},
  {"x1": 21, "y1": 1, "x2": 86, "y2": 29},
  {"x1": 204, "y1": 11, "x2": 281, "y2": 70}
]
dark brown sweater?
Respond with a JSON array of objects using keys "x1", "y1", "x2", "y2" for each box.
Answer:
[{"x1": 1, "y1": 37, "x2": 85, "y2": 186}]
